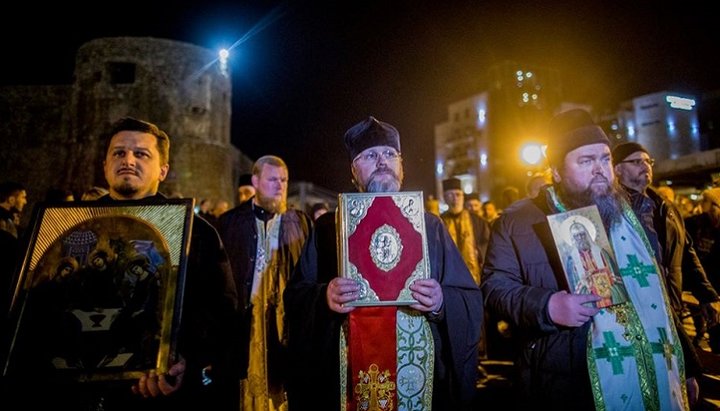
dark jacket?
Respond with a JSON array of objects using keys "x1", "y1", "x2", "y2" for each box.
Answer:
[
  {"x1": 684, "y1": 212, "x2": 720, "y2": 293},
  {"x1": 629, "y1": 187, "x2": 719, "y2": 312},
  {"x1": 101, "y1": 194, "x2": 240, "y2": 409},
  {"x1": 626, "y1": 187, "x2": 713, "y2": 377},
  {"x1": 172, "y1": 199, "x2": 240, "y2": 407},
  {"x1": 216, "y1": 199, "x2": 311, "y2": 381},
  {"x1": 481, "y1": 187, "x2": 701, "y2": 409},
  {"x1": 2, "y1": 194, "x2": 240, "y2": 410}
]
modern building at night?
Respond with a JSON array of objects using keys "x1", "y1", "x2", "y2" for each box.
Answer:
[
  {"x1": 602, "y1": 91, "x2": 719, "y2": 190},
  {"x1": 434, "y1": 92, "x2": 490, "y2": 201},
  {"x1": 434, "y1": 61, "x2": 563, "y2": 204},
  {"x1": 699, "y1": 89, "x2": 720, "y2": 151},
  {"x1": 436, "y1": 72, "x2": 720, "y2": 205},
  {"x1": 608, "y1": 91, "x2": 702, "y2": 159}
]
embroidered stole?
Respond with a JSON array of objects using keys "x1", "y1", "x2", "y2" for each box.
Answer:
[
  {"x1": 441, "y1": 210, "x2": 481, "y2": 284},
  {"x1": 340, "y1": 308, "x2": 434, "y2": 411},
  {"x1": 244, "y1": 215, "x2": 287, "y2": 411},
  {"x1": 549, "y1": 188, "x2": 687, "y2": 410}
]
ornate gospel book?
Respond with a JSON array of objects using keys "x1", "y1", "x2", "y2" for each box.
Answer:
[
  {"x1": 547, "y1": 205, "x2": 628, "y2": 309},
  {"x1": 337, "y1": 191, "x2": 430, "y2": 306}
]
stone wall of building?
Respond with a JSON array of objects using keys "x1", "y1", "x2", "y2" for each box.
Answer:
[{"x1": 0, "y1": 37, "x2": 252, "y2": 221}]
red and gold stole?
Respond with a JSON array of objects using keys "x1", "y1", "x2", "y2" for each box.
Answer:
[{"x1": 340, "y1": 196, "x2": 433, "y2": 411}]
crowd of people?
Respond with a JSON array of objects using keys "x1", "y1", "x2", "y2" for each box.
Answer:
[{"x1": 1, "y1": 109, "x2": 719, "y2": 410}]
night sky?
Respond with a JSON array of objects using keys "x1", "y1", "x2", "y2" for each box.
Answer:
[{"x1": 2, "y1": 1, "x2": 718, "y2": 195}]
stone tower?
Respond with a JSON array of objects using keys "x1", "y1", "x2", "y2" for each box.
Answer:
[
  {"x1": 0, "y1": 37, "x2": 250, "y2": 220},
  {"x1": 70, "y1": 37, "x2": 241, "y2": 201}
]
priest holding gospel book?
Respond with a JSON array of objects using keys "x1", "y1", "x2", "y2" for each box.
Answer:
[{"x1": 283, "y1": 116, "x2": 483, "y2": 411}]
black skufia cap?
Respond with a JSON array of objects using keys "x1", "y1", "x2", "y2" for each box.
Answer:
[
  {"x1": 546, "y1": 109, "x2": 609, "y2": 167},
  {"x1": 442, "y1": 178, "x2": 462, "y2": 192},
  {"x1": 343, "y1": 116, "x2": 401, "y2": 161}
]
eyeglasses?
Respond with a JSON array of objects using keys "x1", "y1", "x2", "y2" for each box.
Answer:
[
  {"x1": 354, "y1": 149, "x2": 401, "y2": 163},
  {"x1": 618, "y1": 158, "x2": 655, "y2": 167}
]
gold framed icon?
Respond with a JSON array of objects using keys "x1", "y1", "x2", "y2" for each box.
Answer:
[{"x1": 3, "y1": 199, "x2": 194, "y2": 382}]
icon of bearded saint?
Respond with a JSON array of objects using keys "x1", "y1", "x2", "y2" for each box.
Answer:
[{"x1": 555, "y1": 213, "x2": 625, "y2": 309}]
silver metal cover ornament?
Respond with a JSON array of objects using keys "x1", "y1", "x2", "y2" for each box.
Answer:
[{"x1": 369, "y1": 224, "x2": 403, "y2": 272}]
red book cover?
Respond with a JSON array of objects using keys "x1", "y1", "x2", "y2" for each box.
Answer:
[{"x1": 337, "y1": 192, "x2": 430, "y2": 306}]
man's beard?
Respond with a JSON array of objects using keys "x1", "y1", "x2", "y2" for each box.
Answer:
[
  {"x1": 113, "y1": 181, "x2": 139, "y2": 197},
  {"x1": 626, "y1": 172, "x2": 651, "y2": 191},
  {"x1": 257, "y1": 192, "x2": 287, "y2": 214},
  {"x1": 558, "y1": 177, "x2": 628, "y2": 229},
  {"x1": 363, "y1": 169, "x2": 403, "y2": 193},
  {"x1": 578, "y1": 240, "x2": 591, "y2": 251}
]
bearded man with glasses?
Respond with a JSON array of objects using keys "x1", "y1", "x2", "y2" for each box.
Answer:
[
  {"x1": 284, "y1": 116, "x2": 483, "y2": 411},
  {"x1": 613, "y1": 141, "x2": 720, "y2": 379}
]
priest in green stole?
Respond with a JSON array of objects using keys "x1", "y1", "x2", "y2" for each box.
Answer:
[
  {"x1": 284, "y1": 116, "x2": 483, "y2": 411},
  {"x1": 482, "y1": 109, "x2": 700, "y2": 410}
]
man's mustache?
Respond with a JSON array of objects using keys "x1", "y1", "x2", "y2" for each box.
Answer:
[
  {"x1": 117, "y1": 167, "x2": 139, "y2": 176},
  {"x1": 371, "y1": 169, "x2": 397, "y2": 179},
  {"x1": 590, "y1": 176, "x2": 609, "y2": 185}
]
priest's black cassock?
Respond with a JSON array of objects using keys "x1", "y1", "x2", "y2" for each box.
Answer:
[{"x1": 283, "y1": 211, "x2": 483, "y2": 410}]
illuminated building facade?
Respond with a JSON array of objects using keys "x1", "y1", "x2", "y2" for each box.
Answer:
[
  {"x1": 435, "y1": 65, "x2": 717, "y2": 200},
  {"x1": 601, "y1": 91, "x2": 717, "y2": 189},
  {"x1": 614, "y1": 91, "x2": 701, "y2": 159},
  {"x1": 434, "y1": 93, "x2": 490, "y2": 201},
  {"x1": 434, "y1": 61, "x2": 563, "y2": 203}
]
